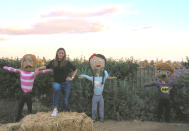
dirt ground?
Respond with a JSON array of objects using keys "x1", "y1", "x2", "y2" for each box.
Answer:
[
  {"x1": 0, "y1": 100, "x2": 188, "y2": 131},
  {"x1": 93, "y1": 120, "x2": 189, "y2": 131},
  {"x1": 0, "y1": 120, "x2": 188, "y2": 131}
]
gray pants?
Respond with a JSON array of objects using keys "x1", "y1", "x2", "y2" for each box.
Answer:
[{"x1": 92, "y1": 95, "x2": 104, "y2": 121}]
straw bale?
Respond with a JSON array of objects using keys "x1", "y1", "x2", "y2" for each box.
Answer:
[
  {"x1": 0, "y1": 123, "x2": 20, "y2": 131},
  {"x1": 0, "y1": 112, "x2": 94, "y2": 131}
]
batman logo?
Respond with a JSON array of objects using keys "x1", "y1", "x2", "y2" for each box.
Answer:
[{"x1": 160, "y1": 86, "x2": 169, "y2": 94}]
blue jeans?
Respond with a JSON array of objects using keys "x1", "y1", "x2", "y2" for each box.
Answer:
[
  {"x1": 92, "y1": 95, "x2": 104, "y2": 121},
  {"x1": 52, "y1": 81, "x2": 71, "y2": 111}
]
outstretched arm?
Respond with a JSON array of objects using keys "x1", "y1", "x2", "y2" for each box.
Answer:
[
  {"x1": 108, "y1": 76, "x2": 117, "y2": 80},
  {"x1": 79, "y1": 74, "x2": 93, "y2": 81},
  {"x1": 104, "y1": 70, "x2": 109, "y2": 80},
  {"x1": 170, "y1": 82, "x2": 185, "y2": 88},
  {"x1": 104, "y1": 70, "x2": 117, "y2": 80},
  {"x1": 144, "y1": 82, "x2": 157, "y2": 87},
  {"x1": 34, "y1": 68, "x2": 52, "y2": 78},
  {"x1": 3, "y1": 66, "x2": 21, "y2": 73},
  {"x1": 37, "y1": 69, "x2": 52, "y2": 74}
]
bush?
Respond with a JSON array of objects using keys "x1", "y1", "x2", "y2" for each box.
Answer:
[{"x1": 0, "y1": 58, "x2": 188, "y2": 123}]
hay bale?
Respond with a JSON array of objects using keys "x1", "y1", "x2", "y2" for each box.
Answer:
[
  {"x1": 0, "y1": 112, "x2": 94, "y2": 131},
  {"x1": 0, "y1": 123, "x2": 20, "y2": 131}
]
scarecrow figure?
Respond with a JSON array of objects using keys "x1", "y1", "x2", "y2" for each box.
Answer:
[
  {"x1": 2, "y1": 54, "x2": 51, "y2": 121},
  {"x1": 79, "y1": 53, "x2": 116, "y2": 122},
  {"x1": 144, "y1": 62, "x2": 184, "y2": 122}
]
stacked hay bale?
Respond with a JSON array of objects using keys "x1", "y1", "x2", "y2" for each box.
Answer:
[{"x1": 0, "y1": 112, "x2": 94, "y2": 131}]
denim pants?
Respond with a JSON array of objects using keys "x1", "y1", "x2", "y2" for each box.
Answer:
[
  {"x1": 92, "y1": 95, "x2": 104, "y2": 121},
  {"x1": 53, "y1": 81, "x2": 71, "y2": 111}
]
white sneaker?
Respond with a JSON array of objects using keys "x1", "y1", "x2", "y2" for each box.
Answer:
[{"x1": 51, "y1": 109, "x2": 58, "y2": 116}]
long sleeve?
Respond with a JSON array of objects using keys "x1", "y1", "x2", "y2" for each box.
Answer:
[
  {"x1": 3, "y1": 66, "x2": 21, "y2": 73},
  {"x1": 104, "y1": 70, "x2": 109, "y2": 80},
  {"x1": 80, "y1": 74, "x2": 93, "y2": 81},
  {"x1": 170, "y1": 81, "x2": 184, "y2": 88},
  {"x1": 38, "y1": 69, "x2": 52, "y2": 74}
]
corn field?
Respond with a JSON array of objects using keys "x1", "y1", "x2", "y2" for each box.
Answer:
[{"x1": 0, "y1": 57, "x2": 188, "y2": 123}]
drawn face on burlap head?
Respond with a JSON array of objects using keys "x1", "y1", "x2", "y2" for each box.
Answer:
[
  {"x1": 155, "y1": 62, "x2": 174, "y2": 81},
  {"x1": 89, "y1": 54, "x2": 106, "y2": 76},
  {"x1": 21, "y1": 54, "x2": 37, "y2": 72}
]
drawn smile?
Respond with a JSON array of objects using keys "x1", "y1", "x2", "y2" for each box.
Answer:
[
  {"x1": 25, "y1": 65, "x2": 32, "y2": 68},
  {"x1": 96, "y1": 65, "x2": 101, "y2": 67}
]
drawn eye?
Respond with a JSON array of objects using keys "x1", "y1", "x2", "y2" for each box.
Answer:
[
  {"x1": 98, "y1": 59, "x2": 102, "y2": 63},
  {"x1": 166, "y1": 71, "x2": 170, "y2": 75},
  {"x1": 157, "y1": 69, "x2": 161, "y2": 73},
  {"x1": 93, "y1": 59, "x2": 96, "y2": 63}
]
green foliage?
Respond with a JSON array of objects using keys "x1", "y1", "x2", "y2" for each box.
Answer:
[
  {"x1": 173, "y1": 73, "x2": 189, "y2": 117},
  {"x1": 0, "y1": 58, "x2": 188, "y2": 122}
]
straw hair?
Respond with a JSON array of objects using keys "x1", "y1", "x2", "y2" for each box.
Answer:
[
  {"x1": 21, "y1": 54, "x2": 37, "y2": 70},
  {"x1": 155, "y1": 62, "x2": 174, "y2": 75}
]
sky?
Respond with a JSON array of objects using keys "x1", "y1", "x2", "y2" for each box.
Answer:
[{"x1": 0, "y1": 0, "x2": 189, "y2": 61}]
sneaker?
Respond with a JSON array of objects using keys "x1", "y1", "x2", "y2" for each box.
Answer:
[{"x1": 51, "y1": 109, "x2": 58, "y2": 116}]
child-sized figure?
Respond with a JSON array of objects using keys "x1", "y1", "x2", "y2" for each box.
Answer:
[
  {"x1": 80, "y1": 54, "x2": 109, "y2": 122},
  {"x1": 144, "y1": 62, "x2": 184, "y2": 122},
  {"x1": 3, "y1": 54, "x2": 51, "y2": 121}
]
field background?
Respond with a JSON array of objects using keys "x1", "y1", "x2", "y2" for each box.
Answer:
[{"x1": 0, "y1": 57, "x2": 189, "y2": 125}]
